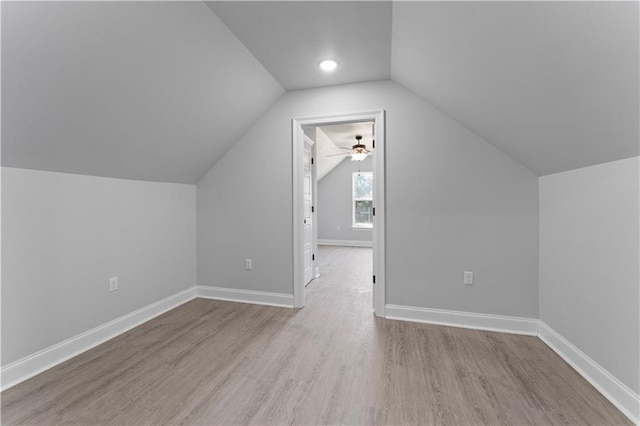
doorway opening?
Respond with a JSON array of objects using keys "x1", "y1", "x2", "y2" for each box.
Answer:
[{"x1": 292, "y1": 111, "x2": 386, "y2": 317}]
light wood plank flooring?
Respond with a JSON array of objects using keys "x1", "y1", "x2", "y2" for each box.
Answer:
[{"x1": 1, "y1": 246, "x2": 631, "y2": 425}]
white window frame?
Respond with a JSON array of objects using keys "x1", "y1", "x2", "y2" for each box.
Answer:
[{"x1": 352, "y1": 171, "x2": 373, "y2": 229}]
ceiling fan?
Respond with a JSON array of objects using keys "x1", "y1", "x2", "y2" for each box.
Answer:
[{"x1": 326, "y1": 135, "x2": 371, "y2": 161}]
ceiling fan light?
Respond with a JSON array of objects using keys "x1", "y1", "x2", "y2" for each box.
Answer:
[{"x1": 351, "y1": 152, "x2": 368, "y2": 161}]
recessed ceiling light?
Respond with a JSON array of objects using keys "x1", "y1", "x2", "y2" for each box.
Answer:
[{"x1": 319, "y1": 59, "x2": 337, "y2": 72}]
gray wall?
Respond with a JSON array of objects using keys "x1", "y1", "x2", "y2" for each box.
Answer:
[
  {"x1": 318, "y1": 156, "x2": 373, "y2": 242},
  {"x1": 2, "y1": 167, "x2": 197, "y2": 365},
  {"x1": 539, "y1": 157, "x2": 640, "y2": 393},
  {"x1": 197, "y1": 80, "x2": 539, "y2": 318}
]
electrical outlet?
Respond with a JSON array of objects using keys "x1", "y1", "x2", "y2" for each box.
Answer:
[
  {"x1": 109, "y1": 277, "x2": 118, "y2": 292},
  {"x1": 336, "y1": 226, "x2": 340, "y2": 231},
  {"x1": 464, "y1": 271, "x2": 473, "y2": 285},
  {"x1": 245, "y1": 258, "x2": 252, "y2": 270}
]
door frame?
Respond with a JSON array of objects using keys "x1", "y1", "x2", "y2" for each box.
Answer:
[{"x1": 292, "y1": 110, "x2": 386, "y2": 316}]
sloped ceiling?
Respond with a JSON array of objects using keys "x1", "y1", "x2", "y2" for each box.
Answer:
[
  {"x1": 320, "y1": 122, "x2": 375, "y2": 151},
  {"x1": 314, "y1": 127, "x2": 346, "y2": 181},
  {"x1": 1, "y1": 1, "x2": 283, "y2": 183},
  {"x1": 392, "y1": 1, "x2": 639, "y2": 176},
  {"x1": 315, "y1": 122, "x2": 374, "y2": 181},
  {"x1": 206, "y1": 1, "x2": 392, "y2": 90},
  {"x1": 2, "y1": 1, "x2": 637, "y2": 182}
]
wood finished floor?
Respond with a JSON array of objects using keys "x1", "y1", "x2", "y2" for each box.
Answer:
[{"x1": 1, "y1": 246, "x2": 631, "y2": 425}]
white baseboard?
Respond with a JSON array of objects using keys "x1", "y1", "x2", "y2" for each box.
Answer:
[
  {"x1": 197, "y1": 285, "x2": 294, "y2": 308},
  {"x1": 0, "y1": 285, "x2": 291, "y2": 392},
  {"x1": 385, "y1": 304, "x2": 539, "y2": 336},
  {"x1": 1, "y1": 286, "x2": 197, "y2": 392},
  {"x1": 318, "y1": 239, "x2": 372, "y2": 248},
  {"x1": 3, "y1": 288, "x2": 636, "y2": 425},
  {"x1": 385, "y1": 306, "x2": 638, "y2": 424},
  {"x1": 538, "y1": 321, "x2": 639, "y2": 424}
]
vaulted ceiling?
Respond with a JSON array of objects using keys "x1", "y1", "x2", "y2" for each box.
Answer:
[
  {"x1": 2, "y1": 1, "x2": 283, "y2": 183},
  {"x1": 2, "y1": 1, "x2": 638, "y2": 182},
  {"x1": 315, "y1": 122, "x2": 375, "y2": 181},
  {"x1": 206, "y1": 1, "x2": 392, "y2": 91},
  {"x1": 392, "y1": 1, "x2": 639, "y2": 176}
]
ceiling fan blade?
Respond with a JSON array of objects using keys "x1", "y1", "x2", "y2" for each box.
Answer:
[
  {"x1": 326, "y1": 153, "x2": 350, "y2": 157},
  {"x1": 338, "y1": 147, "x2": 353, "y2": 150}
]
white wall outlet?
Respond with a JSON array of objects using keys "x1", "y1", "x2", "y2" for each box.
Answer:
[
  {"x1": 245, "y1": 258, "x2": 252, "y2": 270},
  {"x1": 464, "y1": 271, "x2": 474, "y2": 285},
  {"x1": 109, "y1": 277, "x2": 118, "y2": 292},
  {"x1": 336, "y1": 226, "x2": 340, "y2": 231}
]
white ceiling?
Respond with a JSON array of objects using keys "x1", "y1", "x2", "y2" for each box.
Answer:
[
  {"x1": 392, "y1": 1, "x2": 639, "y2": 176},
  {"x1": 314, "y1": 122, "x2": 374, "y2": 180},
  {"x1": 2, "y1": 1, "x2": 637, "y2": 182},
  {"x1": 319, "y1": 122, "x2": 374, "y2": 150},
  {"x1": 1, "y1": 1, "x2": 283, "y2": 183},
  {"x1": 206, "y1": 1, "x2": 392, "y2": 91},
  {"x1": 314, "y1": 127, "x2": 346, "y2": 181}
]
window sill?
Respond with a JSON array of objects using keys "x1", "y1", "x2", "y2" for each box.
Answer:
[{"x1": 352, "y1": 226, "x2": 373, "y2": 231}]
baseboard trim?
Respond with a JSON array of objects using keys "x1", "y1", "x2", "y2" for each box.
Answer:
[
  {"x1": 385, "y1": 304, "x2": 539, "y2": 336},
  {"x1": 197, "y1": 285, "x2": 294, "y2": 308},
  {"x1": 538, "y1": 321, "x2": 639, "y2": 424},
  {"x1": 384, "y1": 306, "x2": 638, "y2": 424},
  {"x1": 1, "y1": 286, "x2": 197, "y2": 392},
  {"x1": 3, "y1": 290, "x2": 636, "y2": 424},
  {"x1": 318, "y1": 239, "x2": 372, "y2": 248}
]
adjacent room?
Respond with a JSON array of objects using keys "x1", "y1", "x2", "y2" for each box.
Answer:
[
  {"x1": 1, "y1": 1, "x2": 638, "y2": 425},
  {"x1": 303, "y1": 121, "x2": 376, "y2": 288}
]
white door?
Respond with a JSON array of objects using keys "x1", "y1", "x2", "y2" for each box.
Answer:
[
  {"x1": 370, "y1": 123, "x2": 376, "y2": 309},
  {"x1": 303, "y1": 138, "x2": 314, "y2": 285}
]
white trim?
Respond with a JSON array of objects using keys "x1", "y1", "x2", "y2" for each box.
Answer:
[
  {"x1": 0, "y1": 286, "x2": 197, "y2": 391},
  {"x1": 384, "y1": 307, "x2": 638, "y2": 424},
  {"x1": 371, "y1": 111, "x2": 386, "y2": 317},
  {"x1": 196, "y1": 285, "x2": 294, "y2": 308},
  {"x1": 293, "y1": 110, "x2": 386, "y2": 316},
  {"x1": 292, "y1": 118, "x2": 305, "y2": 308},
  {"x1": 318, "y1": 239, "x2": 373, "y2": 248},
  {"x1": 385, "y1": 304, "x2": 539, "y2": 336},
  {"x1": 3, "y1": 286, "x2": 637, "y2": 424},
  {"x1": 538, "y1": 321, "x2": 639, "y2": 424}
]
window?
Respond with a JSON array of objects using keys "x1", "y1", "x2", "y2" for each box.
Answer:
[{"x1": 352, "y1": 172, "x2": 373, "y2": 228}]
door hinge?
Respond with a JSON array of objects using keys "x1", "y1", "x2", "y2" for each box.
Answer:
[
  {"x1": 373, "y1": 207, "x2": 376, "y2": 216},
  {"x1": 372, "y1": 139, "x2": 375, "y2": 148},
  {"x1": 311, "y1": 157, "x2": 314, "y2": 165},
  {"x1": 312, "y1": 254, "x2": 315, "y2": 261},
  {"x1": 312, "y1": 206, "x2": 314, "y2": 213},
  {"x1": 373, "y1": 275, "x2": 376, "y2": 284}
]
